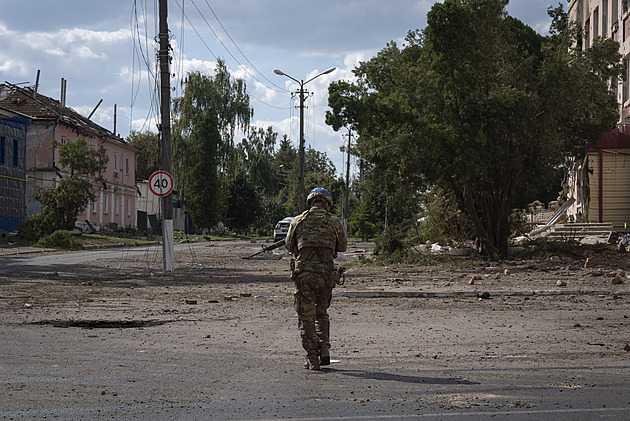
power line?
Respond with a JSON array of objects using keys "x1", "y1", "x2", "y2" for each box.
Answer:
[
  {"x1": 187, "y1": 0, "x2": 286, "y2": 94},
  {"x1": 130, "y1": 0, "x2": 161, "y2": 133},
  {"x1": 201, "y1": 0, "x2": 287, "y2": 93},
  {"x1": 172, "y1": 0, "x2": 289, "y2": 110}
]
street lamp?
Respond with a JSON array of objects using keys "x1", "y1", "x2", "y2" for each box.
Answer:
[{"x1": 274, "y1": 67, "x2": 336, "y2": 212}]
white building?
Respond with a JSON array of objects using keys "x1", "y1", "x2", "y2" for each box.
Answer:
[{"x1": 567, "y1": 0, "x2": 630, "y2": 231}]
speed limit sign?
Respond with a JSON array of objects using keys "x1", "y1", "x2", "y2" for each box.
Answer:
[{"x1": 149, "y1": 170, "x2": 174, "y2": 197}]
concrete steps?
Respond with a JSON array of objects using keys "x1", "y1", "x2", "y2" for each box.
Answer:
[{"x1": 539, "y1": 223, "x2": 614, "y2": 242}]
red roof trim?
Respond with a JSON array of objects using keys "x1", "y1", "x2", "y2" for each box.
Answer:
[{"x1": 590, "y1": 125, "x2": 630, "y2": 150}]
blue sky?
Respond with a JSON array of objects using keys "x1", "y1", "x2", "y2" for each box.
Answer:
[{"x1": 0, "y1": 0, "x2": 558, "y2": 175}]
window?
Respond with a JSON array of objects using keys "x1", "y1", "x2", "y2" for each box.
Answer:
[
  {"x1": 115, "y1": 195, "x2": 120, "y2": 216},
  {"x1": 603, "y1": 0, "x2": 608, "y2": 37},
  {"x1": 125, "y1": 157, "x2": 130, "y2": 175},
  {"x1": 61, "y1": 136, "x2": 67, "y2": 145},
  {"x1": 104, "y1": 194, "x2": 109, "y2": 214},
  {"x1": 585, "y1": 18, "x2": 591, "y2": 49},
  {"x1": 624, "y1": 57, "x2": 630, "y2": 104},
  {"x1": 594, "y1": 7, "x2": 599, "y2": 38},
  {"x1": 0, "y1": 137, "x2": 5, "y2": 165},
  {"x1": 126, "y1": 198, "x2": 131, "y2": 217},
  {"x1": 113, "y1": 153, "x2": 118, "y2": 177},
  {"x1": 13, "y1": 139, "x2": 19, "y2": 167}
]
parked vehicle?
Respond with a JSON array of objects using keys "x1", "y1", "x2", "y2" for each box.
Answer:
[{"x1": 273, "y1": 217, "x2": 294, "y2": 242}]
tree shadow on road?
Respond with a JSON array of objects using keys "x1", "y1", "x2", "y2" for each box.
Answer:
[{"x1": 329, "y1": 369, "x2": 480, "y2": 385}]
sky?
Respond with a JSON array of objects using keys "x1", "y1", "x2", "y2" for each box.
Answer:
[{"x1": 0, "y1": 0, "x2": 558, "y2": 176}]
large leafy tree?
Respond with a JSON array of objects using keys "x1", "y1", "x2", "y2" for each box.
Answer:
[
  {"x1": 226, "y1": 126, "x2": 279, "y2": 233},
  {"x1": 327, "y1": 0, "x2": 621, "y2": 260},
  {"x1": 273, "y1": 135, "x2": 299, "y2": 215},
  {"x1": 173, "y1": 59, "x2": 252, "y2": 230},
  {"x1": 237, "y1": 126, "x2": 278, "y2": 195}
]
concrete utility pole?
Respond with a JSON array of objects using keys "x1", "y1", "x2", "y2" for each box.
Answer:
[
  {"x1": 159, "y1": 0, "x2": 174, "y2": 272},
  {"x1": 343, "y1": 128, "x2": 352, "y2": 234},
  {"x1": 297, "y1": 84, "x2": 306, "y2": 213},
  {"x1": 274, "y1": 67, "x2": 335, "y2": 213}
]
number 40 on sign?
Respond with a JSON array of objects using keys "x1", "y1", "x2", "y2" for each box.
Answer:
[{"x1": 149, "y1": 170, "x2": 174, "y2": 197}]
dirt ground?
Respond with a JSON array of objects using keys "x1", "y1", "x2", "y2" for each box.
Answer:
[
  {"x1": 1, "y1": 239, "x2": 629, "y2": 306},
  {"x1": 1, "y1": 240, "x2": 630, "y2": 420}
]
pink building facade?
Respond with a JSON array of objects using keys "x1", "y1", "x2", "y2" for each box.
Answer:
[{"x1": 0, "y1": 83, "x2": 138, "y2": 232}]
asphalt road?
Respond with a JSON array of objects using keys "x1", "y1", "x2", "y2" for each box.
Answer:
[{"x1": 1, "y1": 241, "x2": 629, "y2": 420}]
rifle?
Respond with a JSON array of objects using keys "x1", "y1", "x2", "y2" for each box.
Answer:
[
  {"x1": 332, "y1": 265, "x2": 347, "y2": 285},
  {"x1": 243, "y1": 239, "x2": 286, "y2": 260}
]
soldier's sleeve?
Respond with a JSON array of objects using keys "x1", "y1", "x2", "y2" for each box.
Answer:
[{"x1": 285, "y1": 217, "x2": 299, "y2": 256}]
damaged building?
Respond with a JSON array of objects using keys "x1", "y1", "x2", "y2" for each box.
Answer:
[
  {"x1": 0, "y1": 82, "x2": 138, "y2": 233},
  {"x1": 566, "y1": 0, "x2": 630, "y2": 231}
]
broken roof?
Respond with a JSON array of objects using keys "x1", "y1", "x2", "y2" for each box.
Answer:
[{"x1": 0, "y1": 83, "x2": 134, "y2": 150}]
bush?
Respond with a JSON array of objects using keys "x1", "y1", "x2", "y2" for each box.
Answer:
[
  {"x1": 418, "y1": 188, "x2": 475, "y2": 246},
  {"x1": 37, "y1": 230, "x2": 82, "y2": 250},
  {"x1": 374, "y1": 225, "x2": 408, "y2": 256}
]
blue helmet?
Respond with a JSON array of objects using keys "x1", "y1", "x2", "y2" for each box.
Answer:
[{"x1": 307, "y1": 188, "x2": 332, "y2": 207}]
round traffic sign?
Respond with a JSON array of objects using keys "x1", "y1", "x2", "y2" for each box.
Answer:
[{"x1": 149, "y1": 170, "x2": 174, "y2": 197}]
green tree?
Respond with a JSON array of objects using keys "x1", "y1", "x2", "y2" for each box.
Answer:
[
  {"x1": 273, "y1": 136, "x2": 299, "y2": 215},
  {"x1": 127, "y1": 130, "x2": 160, "y2": 181},
  {"x1": 226, "y1": 172, "x2": 259, "y2": 233},
  {"x1": 23, "y1": 137, "x2": 107, "y2": 240},
  {"x1": 237, "y1": 126, "x2": 278, "y2": 194},
  {"x1": 326, "y1": 0, "x2": 621, "y2": 260},
  {"x1": 173, "y1": 59, "x2": 252, "y2": 230}
]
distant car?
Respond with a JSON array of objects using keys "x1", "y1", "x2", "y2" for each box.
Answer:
[{"x1": 273, "y1": 217, "x2": 294, "y2": 242}]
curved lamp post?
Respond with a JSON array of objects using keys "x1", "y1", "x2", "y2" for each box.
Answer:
[{"x1": 274, "y1": 67, "x2": 336, "y2": 212}]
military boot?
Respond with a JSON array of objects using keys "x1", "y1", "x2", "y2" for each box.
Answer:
[{"x1": 304, "y1": 355, "x2": 321, "y2": 370}]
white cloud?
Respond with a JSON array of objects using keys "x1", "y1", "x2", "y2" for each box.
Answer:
[{"x1": 0, "y1": 54, "x2": 30, "y2": 76}]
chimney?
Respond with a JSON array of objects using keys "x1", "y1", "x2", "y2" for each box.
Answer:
[
  {"x1": 60, "y1": 78, "x2": 67, "y2": 107},
  {"x1": 33, "y1": 70, "x2": 40, "y2": 100}
]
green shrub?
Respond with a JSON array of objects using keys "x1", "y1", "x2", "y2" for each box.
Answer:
[{"x1": 37, "y1": 230, "x2": 82, "y2": 250}]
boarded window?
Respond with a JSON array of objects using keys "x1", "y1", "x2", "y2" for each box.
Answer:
[
  {"x1": 0, "y1": 136, "x2": 5, "y2": 164},
  {"x1": 13, "y1": 139, "x2": 18, "y2": 167}
]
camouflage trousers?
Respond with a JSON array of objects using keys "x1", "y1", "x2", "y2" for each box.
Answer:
[{"x1": 293, "y1": 270, "x2": 334, "y2": 359}]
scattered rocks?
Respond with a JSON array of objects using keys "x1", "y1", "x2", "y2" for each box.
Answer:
[
  {"x1": 611, "y1": 276, "x2": 624, "y2": 285},
  {"x1": 624, "y1": 344, "x2": 630, "y2": 352},
  {"x1": 584, "y1": 256, "x2": 599, "y2": 269},
  {"x1": 556, "y1": 280, "x2": 567, "y2": 287}
]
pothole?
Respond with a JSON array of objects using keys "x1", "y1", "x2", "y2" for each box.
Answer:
[{"x1": 30, "y1": 320, "x2": 169, "y2": 329}]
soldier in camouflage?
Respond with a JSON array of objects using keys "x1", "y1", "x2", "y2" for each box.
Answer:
[{"x1": 285, "y1": 188, "x2": 347, "y2": 370}]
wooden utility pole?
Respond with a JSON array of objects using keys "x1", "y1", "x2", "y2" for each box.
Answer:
[{"x1": 159, "y1": 0, "x2": 174, "y2": 272}]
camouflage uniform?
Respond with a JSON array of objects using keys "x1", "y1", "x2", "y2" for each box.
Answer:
[{"x1": 285, "y1": 189, "x2": 347, "y2": 370}]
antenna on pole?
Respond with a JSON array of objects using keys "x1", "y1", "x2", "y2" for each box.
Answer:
[{"x1": 159, "y1": 0, "x2": 174, "y2": 272}]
